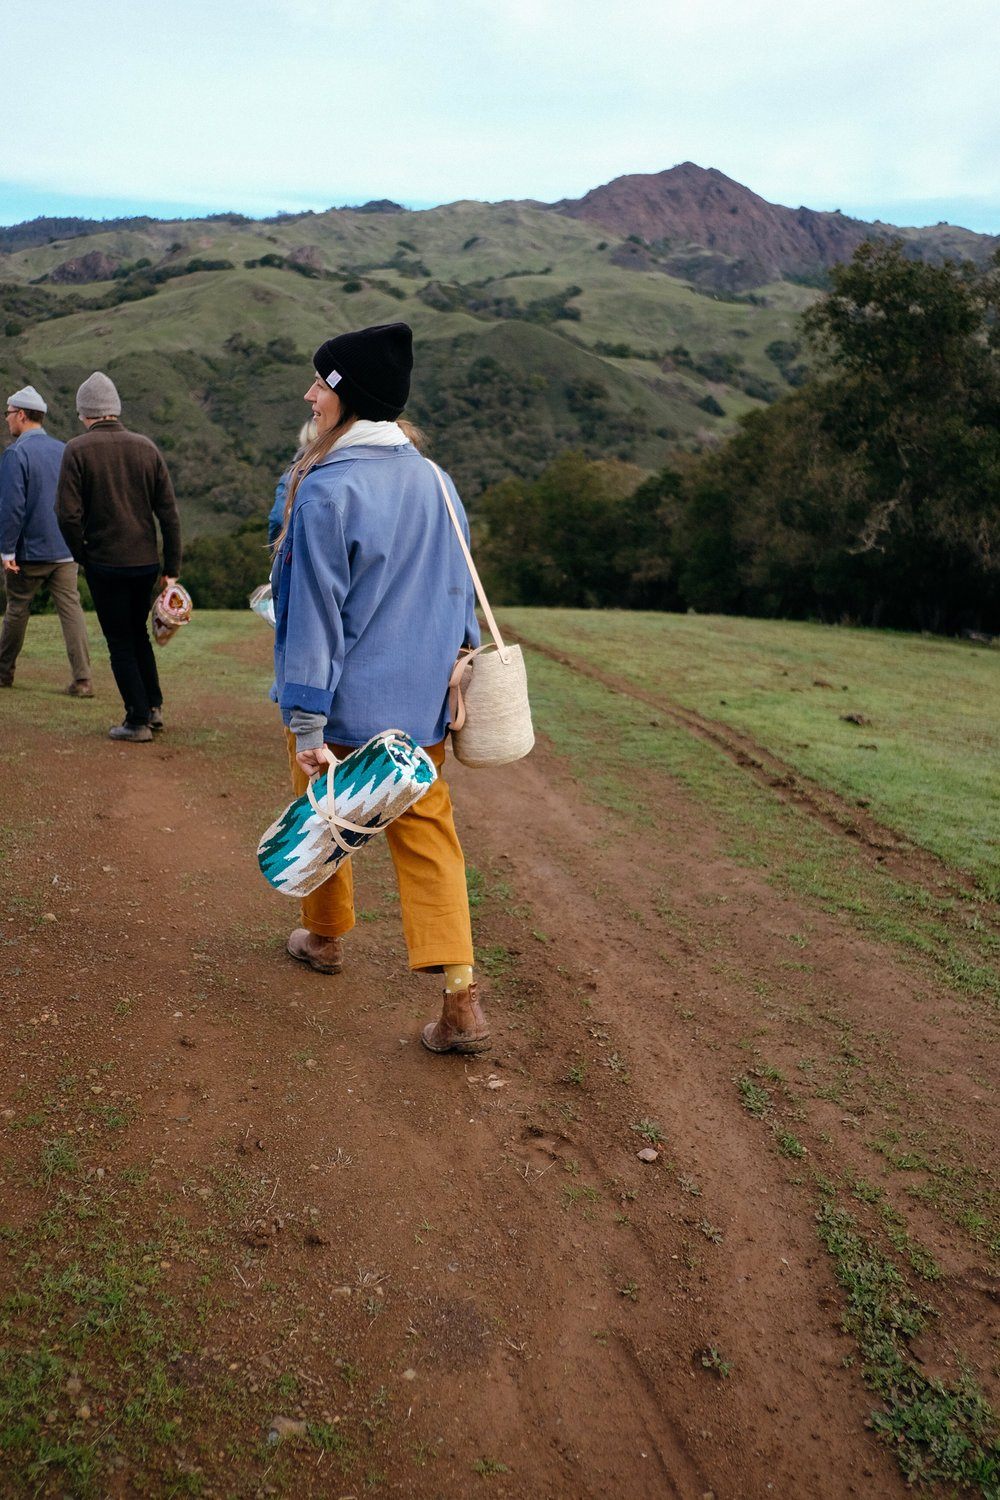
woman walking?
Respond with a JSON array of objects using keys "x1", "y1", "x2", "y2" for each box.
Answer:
[{"x1": 270, "y1": 322, "x2": 488, "y2": 1054}]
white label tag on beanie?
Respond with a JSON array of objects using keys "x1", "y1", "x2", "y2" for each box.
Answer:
[{"x1": 323, "y1": 368, "x2": 342, "y2": 389}]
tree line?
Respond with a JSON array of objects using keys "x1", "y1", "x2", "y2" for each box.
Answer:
[{"x1": 474, "y1": 241, "x2": 1000, "y2": 634}]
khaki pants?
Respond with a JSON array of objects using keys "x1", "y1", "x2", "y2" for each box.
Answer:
[
  {"x1": 285, "y1": 731, "x2": 474, "y2": 972},
  {"x1": 0, "y1": 561, "x2": 91, "y2": 684}
]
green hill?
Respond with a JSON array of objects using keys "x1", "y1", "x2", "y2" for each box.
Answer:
[{"x1": 0, "y1": 193, "x2": 860, "y2": 532}]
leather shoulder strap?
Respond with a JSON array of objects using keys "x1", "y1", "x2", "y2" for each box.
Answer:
[{"x1": 425, "y1": 459, "x2": 510, "y2": 662}]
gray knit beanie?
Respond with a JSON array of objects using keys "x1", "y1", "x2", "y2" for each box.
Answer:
[
  {"x1": 7, "y1": 384, "x2": 47, "y2": 415},
  {"x1": 76, "y1": 371, "x2": 121, "y2": 418}
]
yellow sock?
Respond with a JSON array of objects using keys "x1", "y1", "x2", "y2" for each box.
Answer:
[{"x1": 443, "y1": 963, "x2": 474, "y2": 994}]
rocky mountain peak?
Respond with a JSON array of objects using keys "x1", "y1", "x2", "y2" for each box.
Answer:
[{"x1": 551, "y1": 163, "x2": 875, "y2": 284}]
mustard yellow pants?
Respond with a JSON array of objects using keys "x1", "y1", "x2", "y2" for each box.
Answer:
[{"x1": 285, "y1": 731, "x2": 474, "y2": 972}]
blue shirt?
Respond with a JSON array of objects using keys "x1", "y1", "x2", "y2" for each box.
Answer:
[
  {"x1": 0, "y1": 429, "x2": 71, "y2": 563},
  {"x1": 271, "y1": 443, "x2": 480, "y2": 747}
]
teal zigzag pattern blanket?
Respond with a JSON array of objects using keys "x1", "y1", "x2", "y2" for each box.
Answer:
[{"x1": 258, "y1": 732, "x2": 437, "y2": 898}]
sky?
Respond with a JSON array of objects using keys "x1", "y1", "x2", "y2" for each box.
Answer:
[{"x1": 2, "y1": 0, "x2": 998, "y2": 233}]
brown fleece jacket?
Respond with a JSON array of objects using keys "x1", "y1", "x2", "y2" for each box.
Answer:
[{"x1": 56, "y1": 419, "x2": 182, "y2": 575}]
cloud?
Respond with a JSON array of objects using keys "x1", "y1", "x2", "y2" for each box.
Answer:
[{"x1": 5, "y1": 0, "x2": 997, "y2": 221}]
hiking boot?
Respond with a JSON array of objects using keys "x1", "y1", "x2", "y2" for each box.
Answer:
[
  {"x1": 108, "y1": 721, "x2": 153, "y2": 743},
  {"x1": 286, "y1": 928, "x2": 344, "y2": 974},
  {"x1": 66, "y1": 679, "x2": 94, "y2": 698},
  {"x1": 149, "y1": 706, "x2": 164, "y2": 731},
  {"x1": 421, "y1": 983, "x2": 490, "y2": 1055}
]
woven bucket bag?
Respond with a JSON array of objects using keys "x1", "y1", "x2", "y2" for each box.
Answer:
[{"x1": 427, "y1": 460, "x2": 534, "y2": 769}]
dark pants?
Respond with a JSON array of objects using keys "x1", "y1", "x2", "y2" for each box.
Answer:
[{"x1": 86, "y1": 567, "x2": 161, "y2": 725}]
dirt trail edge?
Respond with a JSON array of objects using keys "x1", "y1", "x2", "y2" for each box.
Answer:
[{"x1": 0, "y1": 648, "x2": 996, "y2": 1499}]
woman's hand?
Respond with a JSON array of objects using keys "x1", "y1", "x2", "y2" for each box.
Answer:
[{"x1": 296, "y1": 746, "x2": 336, "y2": 778}]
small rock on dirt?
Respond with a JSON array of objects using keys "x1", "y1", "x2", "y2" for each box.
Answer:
[
  {"x1": 267, "y1": 1415, "x2": 307, "y2": 1442},
  {"x1": 637, "y1": 1147, "x2": 659, "y2": 1163}
]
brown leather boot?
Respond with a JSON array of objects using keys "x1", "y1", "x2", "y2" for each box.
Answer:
[
  {"x1": 286, "y1": 928, "x2": 344, "y2": 974},
  {"x1": 421, "y1": 983, "x2": 490, "y2": 1055}
]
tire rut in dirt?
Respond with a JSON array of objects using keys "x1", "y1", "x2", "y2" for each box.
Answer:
[{"x1": 504, "y1": 624, "x2": 994, "y2": 915}]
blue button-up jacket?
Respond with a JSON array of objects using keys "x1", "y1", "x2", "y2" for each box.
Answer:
[
  {"x1": 0, "y1": 429, "x2": 71, "y2": 563},
  {"x1": 271, "y1": 443, "x2": 480, "y2": 748}
]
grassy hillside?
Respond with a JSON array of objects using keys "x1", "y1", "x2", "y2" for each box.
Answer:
[{"x1": 0, "y1": 201, "x2": 819, "y2": 534}]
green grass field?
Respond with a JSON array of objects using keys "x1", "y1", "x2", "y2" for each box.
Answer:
[{"x1": 502, "y1": 609, "x2": 1000, "y2": 900}]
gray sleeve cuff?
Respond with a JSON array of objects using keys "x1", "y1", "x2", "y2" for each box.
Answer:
[{"x1": 288, "y1": 708, "x2": 327, "y2": 750}]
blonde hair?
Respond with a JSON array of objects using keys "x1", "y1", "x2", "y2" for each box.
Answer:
[
  {"x1": 399, "y1": 418, "x2": 425, "y2": 450},
  {"x1": 274, "y1": 413, "x2": 427, "y2": 550}
]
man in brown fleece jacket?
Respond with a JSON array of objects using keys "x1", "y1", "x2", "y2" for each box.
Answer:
[{"x1": 57, "y1": 372, "x2": 182, "y2": 743}]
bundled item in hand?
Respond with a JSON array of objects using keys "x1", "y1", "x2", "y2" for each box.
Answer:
[
  {"x1": 249, "y1": 583, "x2": 276, "y2": 627},
  {"x1": 257, "y1": 730, "x2": 437, "y2": 898},
  {"x1": 427, "y1": 460, "x2": 534, "y2": 768},
  {"x1": 152, "y1": 582, "x2": 193, "y2": 646}
]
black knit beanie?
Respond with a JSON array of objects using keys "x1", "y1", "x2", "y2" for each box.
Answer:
[{"x1": 312, "y1": 322, "x2": 413, "y2": 420}]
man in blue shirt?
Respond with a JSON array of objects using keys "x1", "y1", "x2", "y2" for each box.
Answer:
[{"x1": 0, "y1": 385, "x2": 93, "y2": 694}]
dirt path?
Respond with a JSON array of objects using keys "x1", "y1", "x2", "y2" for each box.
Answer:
[{"x1": 0, "y1": 635, "x2": 996, "y2": 1498}]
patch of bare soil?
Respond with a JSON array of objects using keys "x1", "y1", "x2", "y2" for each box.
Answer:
[{"x1": 0, "y1": 661, "x2": 995, "y2": 1498}]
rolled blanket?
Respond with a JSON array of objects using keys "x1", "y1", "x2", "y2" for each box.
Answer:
[
  {"x1": 152, "y1": 582, "x2": 193, "y2": 646},
  {"x1": 257, "y1": 730, "x2": 437, "y2": 897}
]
